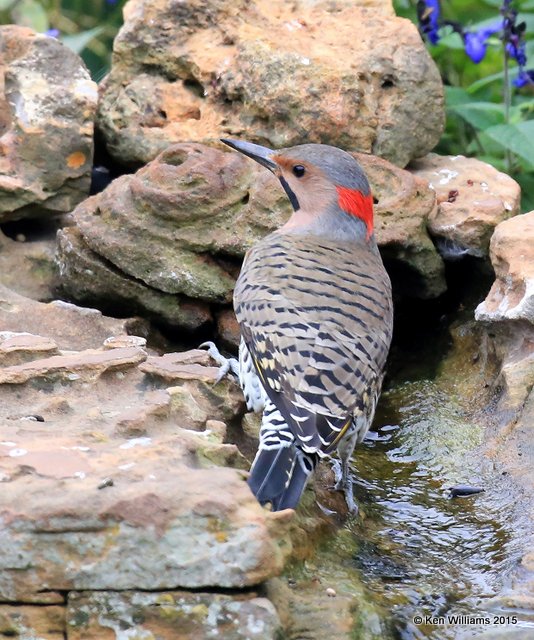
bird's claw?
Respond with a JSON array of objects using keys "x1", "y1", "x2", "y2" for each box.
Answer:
[
  {"x1": 199, "y1": 341, "x2": 240, "y2": 384},
  {"x1": 329, "y1": 458, "x2": 359, "y2": 515}
]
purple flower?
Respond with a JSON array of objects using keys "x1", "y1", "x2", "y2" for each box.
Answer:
[
  {"x1": 417, "y1": 0, "x2": 441, "y2": 45},
  {"x1": 44, "y1": 28, "x2": 60, "y2": 38},
  {"x1": 463, "y1": 21, "x2": 502, "y2": 63},
  {"x1": 506, "y1": 40, "x2": 527, "y2": 65},
  {"x1": 514, "y1": 69, "x2": 534, "y2": 88}
]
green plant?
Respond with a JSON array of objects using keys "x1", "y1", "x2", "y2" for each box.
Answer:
[
  {"x1": 395, "y1": 0, "x2": 534, "y2": 212},
  {"x1": 0, "y1": 0, "x2": 126, "y2": 81}
]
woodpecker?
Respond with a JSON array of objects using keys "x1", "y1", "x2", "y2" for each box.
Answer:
[{"x1": 211, "y1": 139, "x2": 393, "y2": 512}]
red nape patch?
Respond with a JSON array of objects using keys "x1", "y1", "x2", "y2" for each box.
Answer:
[{"x1": 336, "y1": 186, "x2": 374, "y2": 239}]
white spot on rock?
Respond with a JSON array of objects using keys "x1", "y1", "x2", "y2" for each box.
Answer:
[
  {"x1": 119, "y1": 437, "x2": 152, "y2": 449},
  {"x1": 9, "y1": 448, "x2": 27, "y2": 457},
  {"x1": 247, "y1": 614, "x2": 266, "y2": 634},
  {"x1": 437, "y1": 169, "x2": 458, "y2": 185}
]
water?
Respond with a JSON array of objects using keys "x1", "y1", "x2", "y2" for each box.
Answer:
[{"x1": 340, "y1": 377, "x2": 533, "y2": 639}]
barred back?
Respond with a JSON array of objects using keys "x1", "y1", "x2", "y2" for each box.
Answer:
[{"x1": 234, "y1": 231, "x2": 393, "y2": 457}]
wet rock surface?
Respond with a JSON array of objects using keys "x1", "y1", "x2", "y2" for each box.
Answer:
[
  {"x1": 0, "y1": 26, "x2": 97, "y2": 221},
  {"x1": 97, "y1": 0, "x2": 444, "y2": 167},
  {"x1": 411, "y1": 153, "x2": 520, "y2": 259},
  {"x1": 472, "y1": 210, "x2": 534, "y2": 634},
  {"x1": 67, "y1": 591, "x2": 282, "y2": 639}
]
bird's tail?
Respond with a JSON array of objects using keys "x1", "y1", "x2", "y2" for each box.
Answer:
[
  {"x1": 247, "y1": 400, "x2": 317, "y2": 510},
  {"x1": 248, "y1": 445, "x2": 315, "y2": 510}
]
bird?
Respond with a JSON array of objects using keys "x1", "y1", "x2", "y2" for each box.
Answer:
[{"x1": 204, "y1": 138, "x2": 393, "y2": 513}]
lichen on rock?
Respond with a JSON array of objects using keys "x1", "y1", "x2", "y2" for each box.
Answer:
[{"x1": 0, "y1": 26, "x2": 97, "y2": 221}]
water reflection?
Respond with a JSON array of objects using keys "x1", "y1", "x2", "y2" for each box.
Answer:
[{"x1": 345, "y1": 379, "x2": 529, "y2": 639}]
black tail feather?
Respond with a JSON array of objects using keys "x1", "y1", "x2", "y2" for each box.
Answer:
[{"x1": 247, "y1": 446, "x2": 314, "y2": 510}]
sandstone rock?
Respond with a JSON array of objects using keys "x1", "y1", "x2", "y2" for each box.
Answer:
[
  {"x1": 140, "y1": 350, "x2": 220, "y2": 382},
  {"x1": 0, "y1": 605, "x2": 64, "y2": 638},
  {"x1": 0, "y1": 291, "x2": 288, "y2": 601},
  {"x1": 0, "y1": 346, "x2": 147, "y2": 384},
  {"x1": 97, "y1": 0, "x2": 443, "y2": 168},
  {"x1": 56, "y1": 143, "x2": 446, "y2": 323},
  {"x1": 0, "y1": 332, "x2": 58, "y2": 367},
  {"x1": 0, "y1": 229, "x2": 58, "y2": 301},
  {"x1": 103, "y1": 334, "x2": 147, "y2": 350},
  {"x1": 411, "y1": 154, "x2": 520, "y2": 259},
  {"x1": 55, "y1": 143, "x2": 288, "y2": 312},
  {"x1": 217, "y1": 308, "x2": 241, "y2": 350},
  {"x1": 0, "y1": 284, "x2": 135, "y2": 351},
  {"x1": 0, "y1": 26, "x2": 97, "y2": 221},
  {"x1": 0, "y1": 460, "x2": 291, "y2": 598},
  {"x1": 357, "y1": 152, "x2": 445, "y2": 299},
  {"x1": 475, "y1": 212, "x2": 534, "y2": 324},
  {"x1": 67, "y1": 591, "x2": 282, "y2": 640},
  {"x1": 56, "y1": 226, "x2": 212, "y2": 331}
]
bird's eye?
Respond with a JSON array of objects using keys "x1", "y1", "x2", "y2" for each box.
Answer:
[{"x1": 292, "y1": 165, "x2": 306, "y2": 178}]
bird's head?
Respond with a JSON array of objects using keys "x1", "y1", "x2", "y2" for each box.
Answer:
[{"x1": 222, "y1": 138, "x2": 374, "y2": 241}]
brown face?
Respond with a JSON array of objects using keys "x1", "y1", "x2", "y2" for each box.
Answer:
[{"x1": 272, "y1": 154, "x2": 338, "y2": 214}]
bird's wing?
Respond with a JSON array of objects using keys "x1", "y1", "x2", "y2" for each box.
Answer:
[{"x1": 234, "y1": 234, "x2": 393, "y2": 455}]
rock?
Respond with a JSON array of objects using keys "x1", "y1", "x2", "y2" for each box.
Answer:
[
  {"x1": 411, "y1": 154, "x2": 520, "y2": 259},
  {"x1": 97, "y1": 0, "x2": 443, "y2": 167},
  {"x1": 242, "y1": 412, "x2": 261, "y2": 440},
  {"x1": 0, "y1": 461, "x2": 291, "y2": 598},
  {"x1": 0, "y1": 290, "x2": 289, "y2": 601},
  {"x1": 56, "y1": 143, "x2": 446, "y2": 323},
  {"x1": 472, "y1": 211, "x2": 534, "y2": 614},
  {"x1": 0, "y1": 229, "x2": 58, "y2": 301},
  {"x1": 475, "y1": 212, "x2": 534, "y2": 324},
  {"x1": 55, "y1": 143, "x2": 288, "y2": 313},
  {"x1": 0, "y1": 26, "x2": 97, "y2": 221},
  {"x1": 357, "y1": 152, "x2": 445, "y2": 299},
  {"x1": 0, "y1": 284, "x2": 136, "y2": 351},
  {"x1": 56, "y1": 226, "x2": 212, "y2": 331},
  {"x1": 217, "y1": 308, "x2": 241, "y2": 350},
  {"x1": 0, "y1": 332, "x2": 58, "y2": 366},
  {"x1": 103, "y1": 335, "x2": 147, "y2": 350},
  {"x1": 0, "y1": 605, "x2": 65, "y2": 638},
  {"x1": 0, "y1": 346, "x2": 147, "y2": 384},
  {"x1": 140, "y1": 349, "x2": 220, "y2": 382},
  {"x1": 67, "y1": 591, "x2": 282, "y2": 640}
]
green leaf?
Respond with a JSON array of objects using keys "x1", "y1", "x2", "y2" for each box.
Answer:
[
  {"x1": 0, "y1": 0, "x2": 16, "y2": 10},
  {"x1": 515, "y1": 173, "x2": 534, "y2": 213},
  {"x1": 434, "y1": 31, "x2": 465, "y2": 51},
  {"x1": 474, "y1": 155, "x2": 508, "y2": 172},
  {"x1": 484, "y1": 122, "x2": 534, "y2": 168},
  {"x1": 448, "y1": 102, "x2": 505, "y2": 130},
  {"x1": 466, "y1": 66, "x2": 521, "y2": 93},
  {"x1": 445, "y1": 86, "x2": 476, "y2": 106},
  {"x1": 61, "y1": 26, "x2": 105, "y2": 54},
  {"x1": 11, "y1": 0, "x2": 48, "y2": 32}
]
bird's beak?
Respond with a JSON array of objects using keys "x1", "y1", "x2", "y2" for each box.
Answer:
[{"x1": 221, "y1": 139, "x2": 278, "y2": 172}]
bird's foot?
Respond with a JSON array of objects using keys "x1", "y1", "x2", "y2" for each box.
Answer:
[
  {"x1": 199, "y1": 341, "x2": 239, "y2": 384},
  {"x1": 329, "y1": 458, "x2": 359, "y2": 515}
]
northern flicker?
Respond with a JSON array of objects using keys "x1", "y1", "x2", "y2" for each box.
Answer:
[{"x1": 206, "y1": 139, "x2": 393, "y2": 513}]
